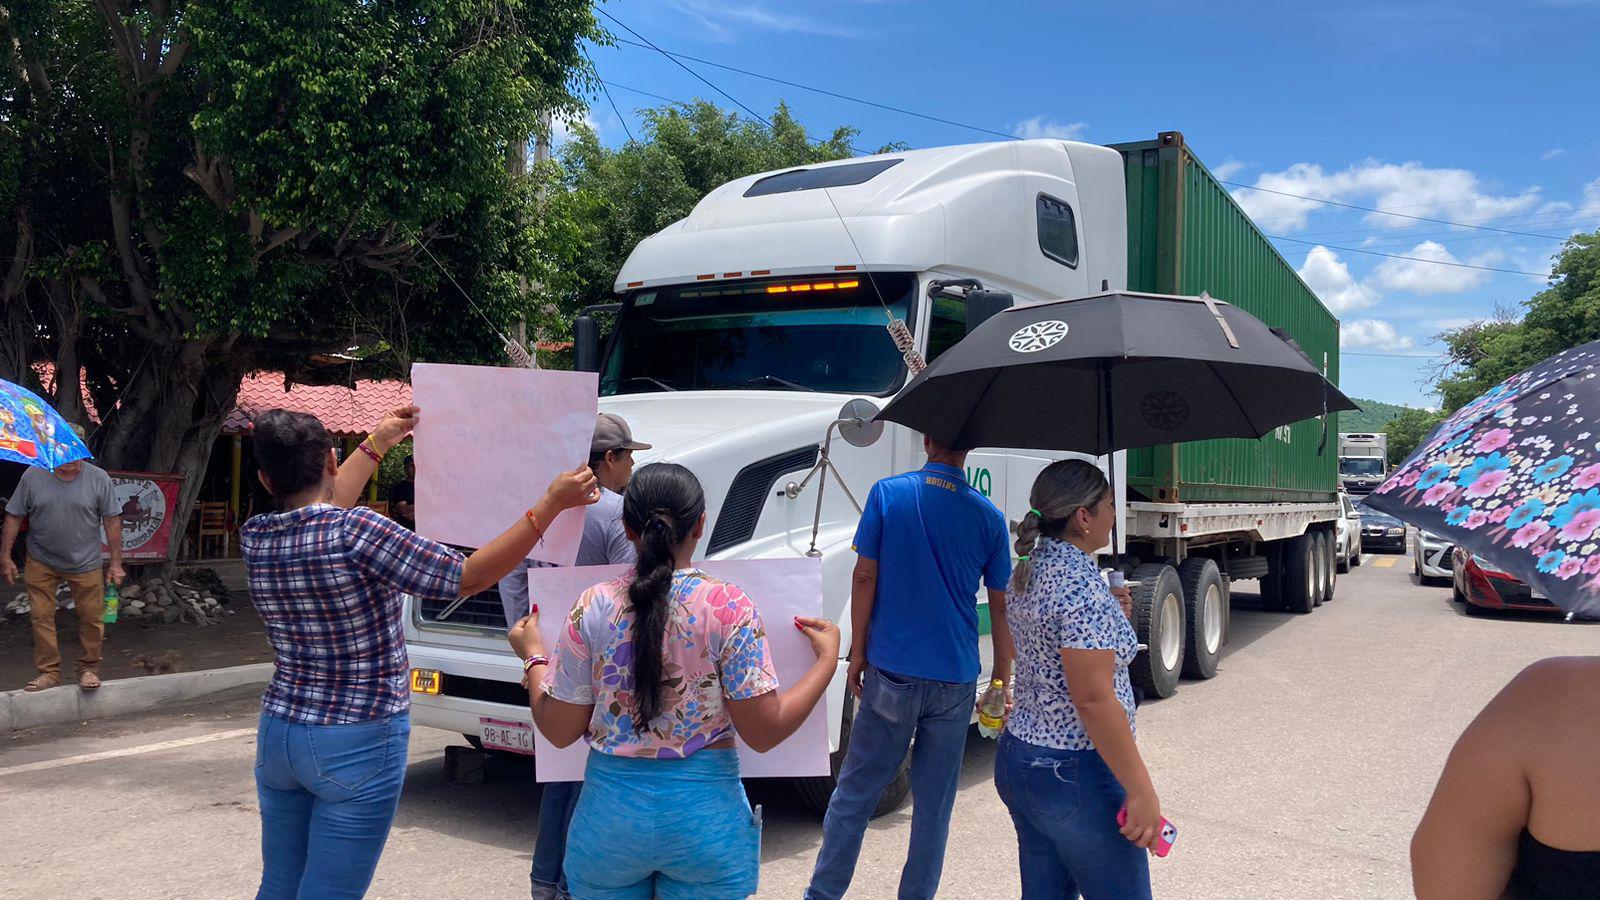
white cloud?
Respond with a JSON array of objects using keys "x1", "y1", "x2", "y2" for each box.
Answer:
[
  {"x1": 551, "y1": 110, "x2": 601, "y2": 147},
  {"x1": 1231, "y1": 160, "x2": 1543, "y2": 232},
  {"x1": 1585, "y1": 176, "x2": 1600, "y2": 211},
  {"x1": 1541, "y1": 147, "x2": 1567, "y2": 161},
  {"x1": 1297, "y1": 245, "x2": 1380, "y2": 313},
  {"x1": 1211, "y1": 159, "x2": 1248, "y2": 182},
  {"x1": 1370, "y1": 241, "x2": 1493, "y2": 294},
  {"x1": 1341, "y1": 319, "x2": 1415, "y2": 351},
  {"x1": 1012, "y1": 116, "x2": 1089, "y2": 141},
  {"x1": 665, "y1": 0, "x2": 860, "y2": 39}
]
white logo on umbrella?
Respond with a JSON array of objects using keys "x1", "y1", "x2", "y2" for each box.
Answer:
[{"x1": 1008, "y1": 320, "x2": 1069, "y2": 353}]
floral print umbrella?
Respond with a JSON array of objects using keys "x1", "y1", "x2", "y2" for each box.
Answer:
[{"x1": 1367, "y1": 340, "x2": 1600, "y2": 618}]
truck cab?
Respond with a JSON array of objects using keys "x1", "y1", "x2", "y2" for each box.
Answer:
[{"x1": 404, "y1": 139, "x2": 1131, "y2": 811}]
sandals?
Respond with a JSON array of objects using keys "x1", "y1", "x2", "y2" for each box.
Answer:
[
  {"x1": 78, "y1": 670, "x2": 101, "y2": 691},
  {"x1": 24, "y1": 672, "x2": 61, "y2": 692}
]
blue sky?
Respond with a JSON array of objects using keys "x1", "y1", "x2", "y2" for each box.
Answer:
[{"x1": 572, "y1": 0, "x2": 1600, "y2": 407}]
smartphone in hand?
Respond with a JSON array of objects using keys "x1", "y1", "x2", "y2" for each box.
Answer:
[{"x1": 1117, "y1": 807, "x2": 1178, "y2": 858}]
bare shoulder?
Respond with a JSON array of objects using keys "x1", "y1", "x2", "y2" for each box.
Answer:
[{"x1": 1485, "y1": 656, "x2": 1600, "y2": 723}]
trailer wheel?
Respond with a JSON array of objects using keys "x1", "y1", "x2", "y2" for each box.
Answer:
[
  {"x1": 1259, "y1": 542, "x2": 1286, "y2": 612},
  {"x1": 1320, "y1": 531, "x2": 1338, "y2": 603},
  {"x1": 794, "y1": 690, "x2": 911, "y2": 818},
  {"x1": 1283, "y1": 535, "x2": 1317, "y2": 614},
  {"x1": 1178, "y1": 558, "x2": 1225, "y2": 680},
  {"x1": 1130, "y1": 564, "x2": 1184, "y2": 699}
]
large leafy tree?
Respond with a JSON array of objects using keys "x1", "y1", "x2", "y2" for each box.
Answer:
[
  {"x1": 1383, "y1": 406, "x2": 1446, "y2": 467},
  {"x1": 550, "y1": 100, "x2": 880, "y2": 312},
  {"x1": 1433, "y1": 232, "x2": 1600, "y2": 412},
  {"x1": 1, "y1": 0, "x2": 598, "y2": 550}
]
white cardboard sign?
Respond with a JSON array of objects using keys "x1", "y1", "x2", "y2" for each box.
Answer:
[
  {"x1": 411, "y1": 363, "x2": 597, "y2": 566},
  {"x1": 525, "y1": 558, "x2": 830, "y2": 781}
]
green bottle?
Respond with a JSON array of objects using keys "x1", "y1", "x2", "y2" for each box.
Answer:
[{"x1": 103, "y1": 582, "x2": 120, "y2": 624}]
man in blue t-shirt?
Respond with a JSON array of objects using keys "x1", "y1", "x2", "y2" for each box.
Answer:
[{"x1": 806, "y1": 435, "x2": 1015, "y2": 900}]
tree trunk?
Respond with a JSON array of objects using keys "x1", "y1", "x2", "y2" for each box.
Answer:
[{"x1": 91, "y1": 334, "x2": 250, "y2": 566}]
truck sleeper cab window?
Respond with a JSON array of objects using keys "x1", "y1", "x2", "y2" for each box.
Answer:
[{"x1": 1037, "y1": 193, "x2": 1080, "y2": 269}]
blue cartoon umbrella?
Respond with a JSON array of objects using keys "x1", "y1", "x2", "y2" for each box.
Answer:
[
  {"x1": 0, "y1": 378, "x2": 93, "y2": 470},
  {"x1": 1365, "y1": 340, "x2": 1600, "y2": 618}
]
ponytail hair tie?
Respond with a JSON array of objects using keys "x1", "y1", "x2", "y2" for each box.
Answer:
[
  {"x1": 1017, "y1": 555, "x2": 1029, "y2": 561},
  {"x1": 1029, "y1": 508, "x2": 1042, "y2": 518}
]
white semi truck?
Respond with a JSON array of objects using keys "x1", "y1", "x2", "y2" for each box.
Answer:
[{"x1": 403, "y1": 132, "x2": 1343, "y2": 813}]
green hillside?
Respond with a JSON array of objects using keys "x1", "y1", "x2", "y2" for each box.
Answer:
[{"x1": 1340, "y1": 398, "x2": 1413, "y2": 433}]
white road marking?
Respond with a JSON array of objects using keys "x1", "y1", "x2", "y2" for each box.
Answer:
[{"x1": 0, "y1": 726, "x2": 255, "y2": 777}]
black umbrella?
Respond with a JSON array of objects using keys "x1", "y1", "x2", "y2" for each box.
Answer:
[{"x1": 877, "y1": 290, "x2": 1356, "y2": 453}]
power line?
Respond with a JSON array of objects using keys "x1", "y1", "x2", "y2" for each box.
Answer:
[
  {"x1": 595, "y1": 9, "x2": 773, "y2": 129},
  {"x1": 1267, "y1": 234, "x2": 1552, "y2": 277},
  {"x1": 1225, "y1": 181, "x2": 1570, "y2": 241},
  {"x1": 607, "y1": 36, "x2": 1019, "y2": 141},
  {"x1": 582, "y1": 46, "x2": 636, "y2": 144},
  {"x1": 601, "y1": 79, "x2": 868, "y2": 152},
  {"x1": 1291, "y1": 203, "x2": 1600, "y2": 240}
]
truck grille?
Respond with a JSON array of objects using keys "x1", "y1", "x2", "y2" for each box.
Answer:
[
  {"x1": 707, "y1": 446, "x2": 820, "y2": 555},
  {"x1": 418, "y1": 586, "x2": 508, "y2": 631}
]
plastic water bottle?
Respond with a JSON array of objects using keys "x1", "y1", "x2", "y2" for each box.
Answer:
[
  {"x1": 103, "y1": 583, "x2": 120, "y2": 624},
  {"x1": 977, "y1": 678, "x2": 1007, "y2": 739}
]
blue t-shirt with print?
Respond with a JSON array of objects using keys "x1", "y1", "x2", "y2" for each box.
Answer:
[{"x1": 853, "y1": 462, "x2": 1011, "y2": 683}]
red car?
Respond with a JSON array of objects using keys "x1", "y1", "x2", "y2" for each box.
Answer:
[{"x1": 1451, "y1": 548, "x2": 1562, "y2": 615}]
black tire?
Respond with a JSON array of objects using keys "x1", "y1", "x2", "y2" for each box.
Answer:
[
  {"x1": 1130, "y1": 564, "x2": 1184, "y2": 699},
  {"x1": 1464, "y1": 597, "x2": 1488, "y2": 617},
  {"x1": 1452, "y1": 578, "x2": 1466, "y2": 603},
  {"x1": 794, "y1": 691, "x2": 911, "y2": 818},
  {"x1": 1309, "y1": 533, "x2": 1327, "y2": 607},
  {"x1": 1259, "y1": 541, "x2": 1286, "y2": 612},
  {"x1": 1178, "y1": 558, "x2": 1225, "y2": 680},
  {"x1": 464, "y1": 734, "x2": 483, "y2": 751},
  {"x1": 1351, "y1": 539, "x2": 1362, "y2": 567},
  {"x1": 1283, "y1": 535, "x2": 1317, "y2": 615},
  {"x1": 1320, "y1": 532, "x2": 1337, "y2": 603}
]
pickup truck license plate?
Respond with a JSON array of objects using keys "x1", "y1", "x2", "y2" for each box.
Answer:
[{"x1": 479, "y1": 717, "x2": 536, "y2": 755}]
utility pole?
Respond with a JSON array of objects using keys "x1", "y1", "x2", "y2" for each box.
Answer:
[{"x1": 508, "y1": 111, "x2": 552, "y2": 368}]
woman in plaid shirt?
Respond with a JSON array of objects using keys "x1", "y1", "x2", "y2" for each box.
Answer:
[{"x1": 241, "y1": 406, "x2": 596, "y2": 900}]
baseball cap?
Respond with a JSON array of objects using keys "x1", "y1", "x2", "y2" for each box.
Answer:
[{"x1": 592, "y1": 412, "x2": 651, "y2": 454}]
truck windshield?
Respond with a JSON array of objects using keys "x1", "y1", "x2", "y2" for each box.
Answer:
[
  {"x1": 601, "y1": 274, "x2": 915, "y2": 396},
  {"x1": 1340, "y1": 457, "x2": 1385, "y2": 476}
]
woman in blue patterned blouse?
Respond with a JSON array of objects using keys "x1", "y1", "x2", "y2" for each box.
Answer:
[{"x1": 995, "y1": 459, "x2": 1162, "y2": 899}]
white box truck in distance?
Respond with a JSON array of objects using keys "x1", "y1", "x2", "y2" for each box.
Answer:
[
  {"x1": 1339, "y1": 432, "x2": 1388, "y2": 495},
  {"x1": 403, "y1": 132, "x2": 1343, "y2": 815}
]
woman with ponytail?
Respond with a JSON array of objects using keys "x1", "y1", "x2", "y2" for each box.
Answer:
[
  {"x1": 995, "y1": 459, "x2": 1160, "y2": 900},
  {"x1": 507, "y1": 462, "x2": 840, "y2": 899}
]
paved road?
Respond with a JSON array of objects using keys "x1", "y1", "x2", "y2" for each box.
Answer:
[{"x1": 2, "y1": 552, "x2": 1594, "y2": 899}]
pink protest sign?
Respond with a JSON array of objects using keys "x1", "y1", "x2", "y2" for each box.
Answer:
[
  {"x1": 411, "y1": 363, "x2": 598, "y2": 565},
  {"x1": 524, "y1": 557, "x2": 830, "y2": 781}
]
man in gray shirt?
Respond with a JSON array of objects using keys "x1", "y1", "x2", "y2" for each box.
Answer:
[
  {"x1": 2, "y1": 458, "x2": 124, "y2": 692},
  {"x1": 503, "y1": 412, "x2": 649, "y2": 900}
]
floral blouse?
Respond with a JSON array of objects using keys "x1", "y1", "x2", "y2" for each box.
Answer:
[
  {"x1": 543, "y1": 569, "x2": 780, "y2": 758},
  {"x1": 1004, "y1": 538, "x2": 1139, "y2": 751}
]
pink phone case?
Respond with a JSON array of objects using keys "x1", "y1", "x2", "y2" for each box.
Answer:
[{"x1": 1117, "y1": 807, "x2": 1177, "y2": 858}]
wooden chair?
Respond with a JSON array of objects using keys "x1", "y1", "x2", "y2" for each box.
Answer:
[{"x1": 196, "y1": 502, "x2": 230, "y2": 559}]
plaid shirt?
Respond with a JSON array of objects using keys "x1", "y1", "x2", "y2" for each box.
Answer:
[{"x1": 241, "y1": 504, "x2": 464, "y2": 725}]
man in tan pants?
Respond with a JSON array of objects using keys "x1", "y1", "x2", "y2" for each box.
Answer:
[{"x1": 2, "y1": 458, "x2": 123, "y2": 691}]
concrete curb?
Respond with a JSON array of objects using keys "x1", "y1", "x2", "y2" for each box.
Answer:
[{"x1": 0, "y1": 663, "x2": 272, "y2": 733}]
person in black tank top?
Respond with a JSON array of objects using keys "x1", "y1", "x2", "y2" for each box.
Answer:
[{"x1": 1412, "y1": 657, "x2": 1600, "y2": 899}]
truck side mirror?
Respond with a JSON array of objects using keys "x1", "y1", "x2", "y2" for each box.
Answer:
[
  {"x1": 966, "y1": 290, "x2": 1014, "y2": 334},
  {"x1": 573, "y1": 315, "x2": 600, "y2": 373}
]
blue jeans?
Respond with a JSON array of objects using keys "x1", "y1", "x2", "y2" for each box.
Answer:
[
  {"x1": 805, "y1": 665, "x2": 976, "y2": 900},
  {"x1": 254, "y1": 712, "x2": 411, "y2": 900},
  {"x1": 994, "y1": 732, "x2": 1152, "y2": 900},
  {"x1": 530, "y1": 781, "x2": 581, "y2": 899},
  {"x1": 564, "y1": 748, "x2": 760, "y2": 900}
]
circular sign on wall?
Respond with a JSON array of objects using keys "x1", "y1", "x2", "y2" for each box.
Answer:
[{"x1": 109, "y1": 477, "x2": 169, "y2": 551}]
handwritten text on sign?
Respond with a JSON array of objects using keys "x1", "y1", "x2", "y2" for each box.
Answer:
[
  {"x1": 411, "y1": 363, "x2": 598, "y2": 566},
  {"x1": 525, "y1": 557, "x2": 830, "y2": 781}
]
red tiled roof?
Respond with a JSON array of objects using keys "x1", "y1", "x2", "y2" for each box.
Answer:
[{"x1": 226, "y1": 373, "x2": 412, "y2": 437}]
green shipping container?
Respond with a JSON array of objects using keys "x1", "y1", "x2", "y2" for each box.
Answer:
[{"x1": 1110, "y1": 132, "x2": 1341, "y2": 504}]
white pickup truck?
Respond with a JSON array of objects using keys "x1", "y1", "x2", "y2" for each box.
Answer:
[{"x1": 404, "y1": 132, "x2": 1343, "y2": 814}]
